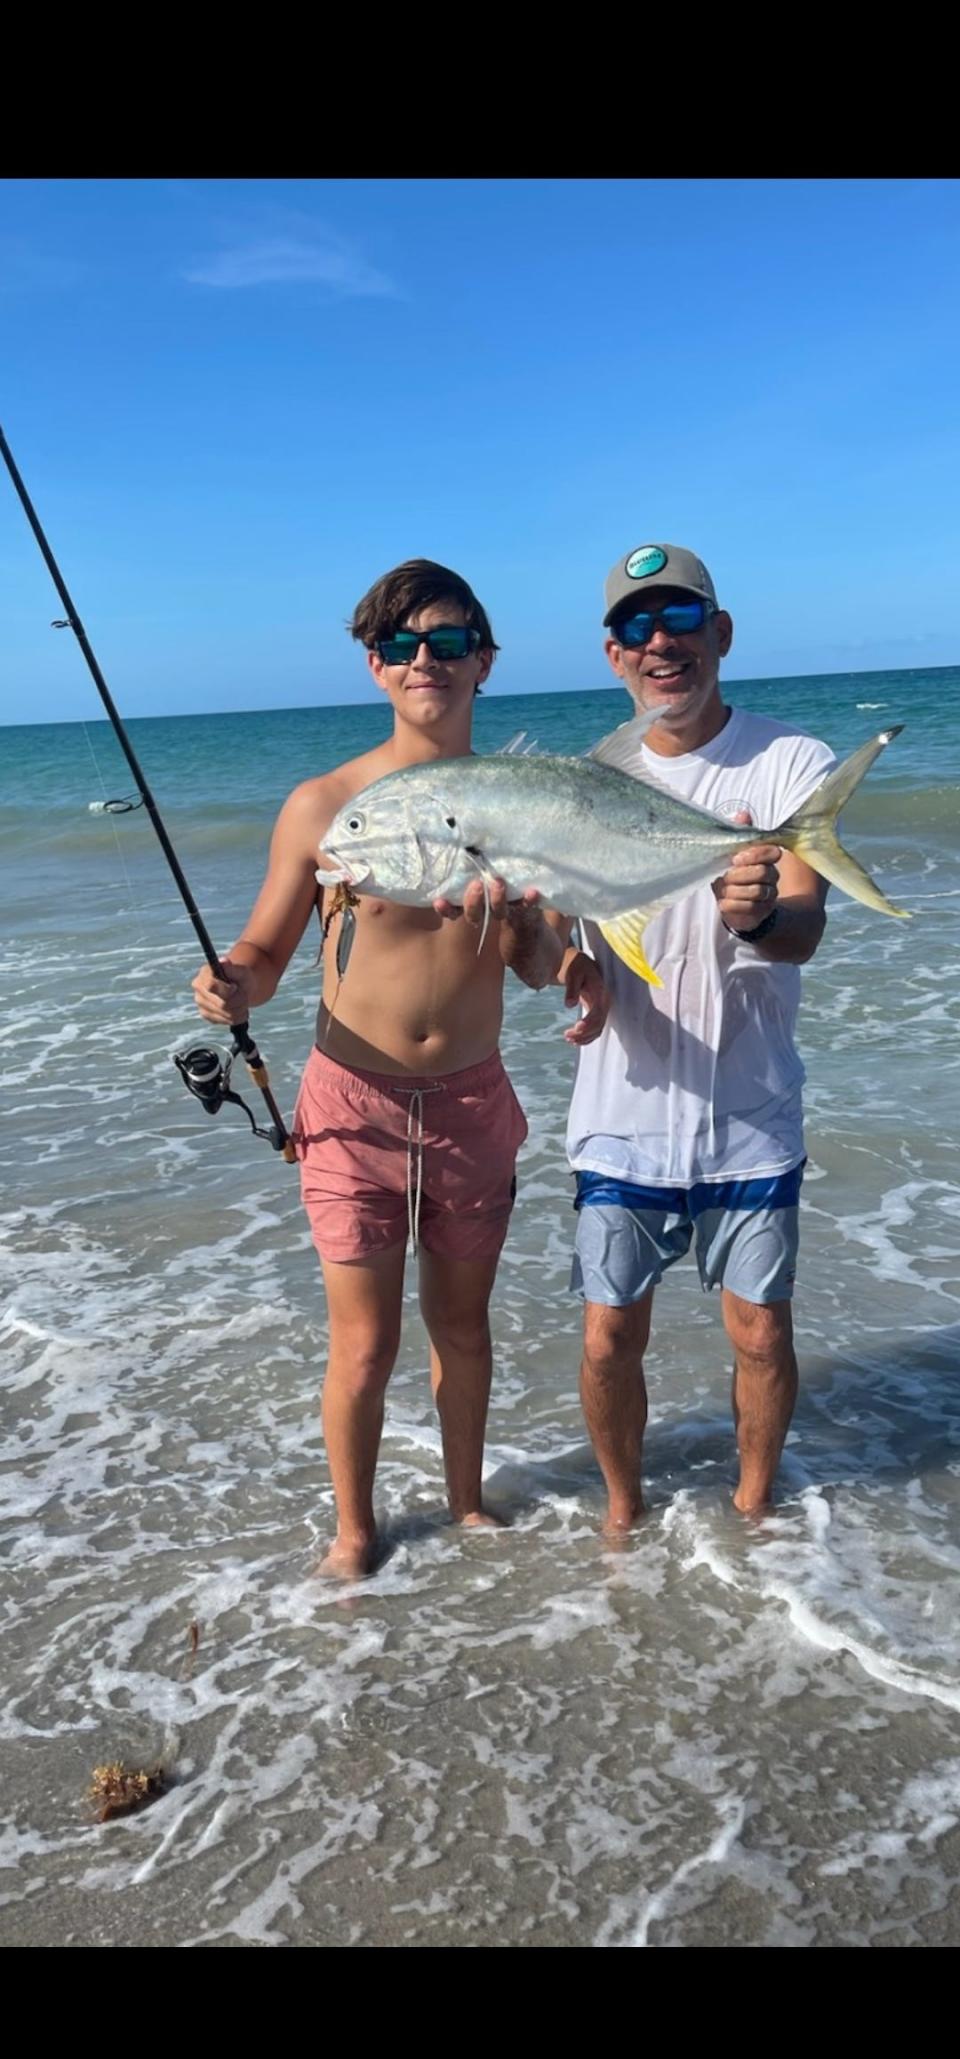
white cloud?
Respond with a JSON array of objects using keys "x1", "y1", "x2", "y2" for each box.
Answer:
[{"x1": 184, "y1": 232, "x2": 395, "y2": 296}]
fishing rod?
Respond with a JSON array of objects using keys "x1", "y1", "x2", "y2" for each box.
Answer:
[{"x1": 0, "y1": 425, "x2": 295, "y2": 1160}]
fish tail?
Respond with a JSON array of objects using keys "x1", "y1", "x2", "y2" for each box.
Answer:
[{"x1": 775, "y1": 727, "x2": 911, "y2": 918}]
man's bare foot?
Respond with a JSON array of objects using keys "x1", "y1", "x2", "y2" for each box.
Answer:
[
  {"x1": 314, "y1": 1532, "x2": 380, "y2": 1580},
  {"x1": 457, "y1": 1508, "x2": 507, "y2": 1531}
]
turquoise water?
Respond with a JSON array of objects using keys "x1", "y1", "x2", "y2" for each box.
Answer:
[
  {"x1": 4, "y1": 664, "x2": 958, "y2": 815},
  {"x1": 1, "y1": 669, "x2": 959, "y2": 1947}
]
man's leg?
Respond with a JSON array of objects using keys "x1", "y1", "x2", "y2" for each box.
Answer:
[
  {"x1": 318, "y1": 1244, "x2": 407, "y2": 1576},
  {"x1": 721, "y1": 1292, "x2": 798, "y2": 1513},
  {"x1": 580, "y1": 1292, "x2": 654, "y2": 1533},
  {"x1": 418, "y1": 1248, "x2": 503, "y2": 1527}
]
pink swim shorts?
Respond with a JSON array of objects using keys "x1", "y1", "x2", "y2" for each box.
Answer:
[{"x1": 293, "y1": 1045, "x2": 528, "y2": 1264}]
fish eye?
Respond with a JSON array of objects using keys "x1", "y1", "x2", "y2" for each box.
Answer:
[
  {"x1": 346, "y1": 813, "x2": 365, "y2": 833},
  {"x1": 445, "y1": 815, "x2": 457, "y2": 828}
]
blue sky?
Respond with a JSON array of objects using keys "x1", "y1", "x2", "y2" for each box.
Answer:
[{"x1": 3, "y1": 177, "x2": 959, "y2": 723}]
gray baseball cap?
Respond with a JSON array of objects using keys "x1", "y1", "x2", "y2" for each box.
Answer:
[{"x1": 603, "y1": 542, "x2": 718, "y2": 627}]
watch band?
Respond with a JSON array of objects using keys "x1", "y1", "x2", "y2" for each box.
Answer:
[{"x1": 722, "y1": 905, "x2": 779, "y2": 943}]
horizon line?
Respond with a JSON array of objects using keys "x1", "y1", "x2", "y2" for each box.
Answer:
[{"x1": 1, "y1": 661, "x2": 957, "y2": 730}]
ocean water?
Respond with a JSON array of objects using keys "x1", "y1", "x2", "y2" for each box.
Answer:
[{"x1": 1, "y1": 667, "x2": 959, "y2": 1948}]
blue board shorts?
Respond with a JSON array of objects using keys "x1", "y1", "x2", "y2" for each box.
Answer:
[{"x1": 570, "y1": 1162, "x2": 805, "y2": 1308}]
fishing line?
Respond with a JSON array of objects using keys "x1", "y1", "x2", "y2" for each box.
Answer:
[{"x1": 80, "y1": 716, "x2": 152, "y2": 949}]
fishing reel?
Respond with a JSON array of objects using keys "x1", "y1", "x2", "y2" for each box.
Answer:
[
  {"x1": 173, "y1": 1042, "x2": 285, "y2": 1149},
  {"x1": 173, "y1": 1044, "x2": 236, "y2": 1117}
]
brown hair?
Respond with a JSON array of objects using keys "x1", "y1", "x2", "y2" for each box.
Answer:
[{"x1": 350, "y1": 558, "x2": 499, "y2": 656}]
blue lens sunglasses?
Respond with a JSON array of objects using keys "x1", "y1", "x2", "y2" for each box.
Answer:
[
  {"x1": 615, "y1": 599, "x2": 716, "y2": 648},
  {"x1": 375, "y1": 625, "x2": 481, "y2": 665}
]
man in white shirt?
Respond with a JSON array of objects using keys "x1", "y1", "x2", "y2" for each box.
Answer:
[{"x1": 556, "y1": 543, "x2": 835, "y2": 1526}]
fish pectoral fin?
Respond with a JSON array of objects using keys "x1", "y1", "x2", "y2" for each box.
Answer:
[
  {"x1": 462, "y1": 847, "x2": 497, "y2": 954},
  {"x1": 596, "y1": 909, "x2": 663, "y2": 987},
  {"x1": 411, "y1": 830, "x2": 430, "y2": 888}
]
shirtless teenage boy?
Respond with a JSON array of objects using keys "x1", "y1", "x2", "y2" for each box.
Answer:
[{"x1": 192, "y1": 559, "x2": 606, "y2": 1575}]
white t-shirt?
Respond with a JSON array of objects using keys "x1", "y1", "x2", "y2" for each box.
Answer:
[{"x1": 566, "y1": 706, "x2": 836, "y2": 1188}]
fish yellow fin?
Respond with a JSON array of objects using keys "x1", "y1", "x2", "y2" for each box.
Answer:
[
  {"x1": 596, "y1": 910, "x2": 663, "y2": 987},
  {"x1": 775, "y1": 727, "x2": 911, "y2": 918}
]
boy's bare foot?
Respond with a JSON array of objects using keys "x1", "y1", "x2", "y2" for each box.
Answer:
[
  {"x1": 314, "y1": 1532, "x2": 380, "y2": 1580},
  {"x1": 458, "y1": 1508, "x2": 507, "y2": 1531}
]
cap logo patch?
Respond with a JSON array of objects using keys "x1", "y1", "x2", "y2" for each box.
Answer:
[{"x1": 625, "y1": 545, "x2": 668, "y2": 581}]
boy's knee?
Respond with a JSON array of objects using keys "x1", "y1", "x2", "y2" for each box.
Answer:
[
  {"x1": 326, "y1": 1337, "x2": 399, "y2": 1401},
  {"x1": 423, "y1": 1308, "x2": 491, "y2": 1359}
]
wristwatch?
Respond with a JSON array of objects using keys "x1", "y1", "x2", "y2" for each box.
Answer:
[{"x1": 722, "y1": 906, "x2": 779, "y2": 943}]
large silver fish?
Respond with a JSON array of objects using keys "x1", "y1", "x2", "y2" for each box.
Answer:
[{"x1": 319, "y1": 716, "x2": 910, "y2": 986}]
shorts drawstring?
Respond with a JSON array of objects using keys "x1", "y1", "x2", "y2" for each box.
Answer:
[{"x1": 402, "y1": 1085, "x2": 442, "y2": 1255}]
